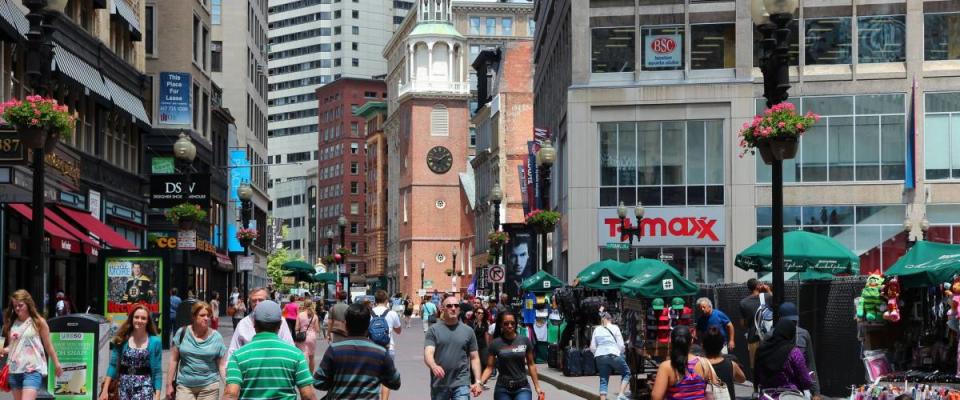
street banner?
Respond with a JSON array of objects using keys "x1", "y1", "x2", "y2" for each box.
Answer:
[
  {"x1": 48, "y1": 332, "x2": 95, "y2": 400},
  {"x1": 158, "y1": 72, "x2": 192, "y2": 126},
  {"x1": 527, "y1": 141, "x2": 539, "y2": 210},
  {"x1": 503, "y1": 229, "x2": 537, "y2": 298},
  {"x1": 517, "y1": 165, "x2": 528, "y2": 215},
  {"x1": 105, "y1": 256, "x2": 163, "y2": 335},
  {"x1": 228, "y1": 150, "x2": 252, "y2": 252}
]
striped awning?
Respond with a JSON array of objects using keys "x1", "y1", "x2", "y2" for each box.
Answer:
[
  {"x1": 51, "y1": 43, "x2": 112, "y2": 100},
  {"x1": 104, "y1": 77, "x2": 149, "y2": 125},
  {"x1": 110, "y1": 0, "x2": 141, "y2": 41},
  {"x1": 0, "y1": 0, "x2": 28, "y2": 40}
]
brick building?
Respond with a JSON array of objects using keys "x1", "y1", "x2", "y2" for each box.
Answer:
[{"x1": 356, "y1": 102, "x2": 389, "y2": 291}]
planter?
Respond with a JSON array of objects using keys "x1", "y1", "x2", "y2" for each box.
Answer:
[
  {"x1": 239, "y1": 237, "x2": 253, "y2": 247},
  {"x1": 531, "y1": 223, "x2": 556, "y2": 234},
  {"x1": 17, "y1": 125, "x2": 48, "y2": 150},
  {"x1": 756, "y1": 137, "x2": 799, "y2": 165},
  {"x1": 178, "y1": 219, "x2": 196, "y2": 230}
]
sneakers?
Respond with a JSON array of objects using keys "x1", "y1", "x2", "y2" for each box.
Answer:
[{"x1": 616, "y1": 392, "x2": 631, "y2": 400}]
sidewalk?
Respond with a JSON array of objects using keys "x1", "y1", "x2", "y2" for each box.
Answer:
[{"x1": 537, "y1": 365, "x2": 762, "y2": 400}]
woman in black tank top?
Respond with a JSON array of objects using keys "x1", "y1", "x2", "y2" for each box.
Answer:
[{"x1": 703, "y1": 327, "x2": 745, "y2": 400}]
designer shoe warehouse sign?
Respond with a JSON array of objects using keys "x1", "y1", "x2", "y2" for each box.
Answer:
[{"x1": 598, "y1": 206, "x2": 725, "y2": 247}]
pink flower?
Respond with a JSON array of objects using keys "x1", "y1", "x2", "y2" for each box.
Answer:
[
  {"x1": 30, "y1": 118, "x2": 39, "y2": 125},
  {"x1": 34, "y1": 109, "x2": 41, "y2": 116},
  {"x1": 795, "y1": 123, "x2": 804, "y2": 130},
  {"x1": 778, "y1": 121, "x2": 786, "y2": 128}
]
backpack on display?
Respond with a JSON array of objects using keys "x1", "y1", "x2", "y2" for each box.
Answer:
[
  {"x1": 754, "y1": 294, "x2": 774, "y2": 342},
  {"x1": 581, "y1": 296, "x2": 607, "y2": 326},
  {"x1": 580, "y1": 348, "x2": 597, "y2": 376},
  {"x1": 555, "y1": 288, "x2": 579, "y2": 320},
  {"x1": 548, "y1": 343, "x2": 561, "y2": 369},
  {"x1": 563, "y1": 346, "x2": 583, "y2": 376},
  {"x1": 369, "y1": 309, "x2": 391, "y2": 347}
]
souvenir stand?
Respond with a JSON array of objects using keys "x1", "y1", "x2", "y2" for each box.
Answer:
[
  {"x1": 618, "y1": 260, "x2": 699, "y2": 400},
  {"x1": 859, "y1": 241, "x2": 960, "y2": 399},
  {"x1": 520, "y1": 270, "x2": 565, "y2": 363}
]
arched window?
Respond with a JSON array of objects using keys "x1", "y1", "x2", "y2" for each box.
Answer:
[{"x1": 431, "y1": 104, "x2": 448, "y2": 136}]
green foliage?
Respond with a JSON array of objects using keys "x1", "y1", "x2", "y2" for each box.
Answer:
[
  {"x1": 266, "y1": 247, "x2": 290, "y2": 288},
  {"x1": 164, "y1": 203, "x2": 207, "y2": 224},
  {"x1": 2, "y1": 95, "x2": 76, "y2": 138}
]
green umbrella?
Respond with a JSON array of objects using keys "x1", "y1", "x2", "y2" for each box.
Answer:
[
  {"x1": 620, "y1": 258, "x2": 675, "y2": 280},
  {"x1": 758, "y1": 270, "x2": 836, "y2": 282},
  {"x1": 281, "y1": 260, "x2": 315, "y2": 273},
  {"x1": 621, "y1": 263, "x2": 698, "y2": 299},
  {"x1": 284, "y1": 270, "x2": 316, "y2": 282},
  {"x1": 885, "y1": 241, "x2": 960, "y2": 288},
  {"x1": 735, "y1": 231, "x2": 859, "y2": 274},
  {"x1": 577, "y1": 259, "x2": 629, "y2": 290},
  {"x1": 521, "y1": 270, "x2": 564, "y2": 293},
  {"x1": 313, "y1": 272, "x2": 338, "y2": 283}
]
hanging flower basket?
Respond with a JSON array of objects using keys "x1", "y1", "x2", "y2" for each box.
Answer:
[
  {"x1": 2, "y1": 95, "x2": 76, "y2": 152},
  {"x1": 488, "y1": 231, "x2": 508, "y2": 248},
  {"x1": 237, "y1": 228, "x2": 258, "y2": 246},
  {"x1": 738, "y1": 102, "x2": 819, "y2": 165},
  {"x1": 337, "y1": 248, "x2": 353, "y2": 257},
  {"x1": 323, "y1": 255, "x2": 336, "y2": 265},
  {"x1": 525, "y1": 209, "x2": 561, "y2": 233},
  {"x1": 165, "y1": 203, "x2": 207, "y2": 229}
]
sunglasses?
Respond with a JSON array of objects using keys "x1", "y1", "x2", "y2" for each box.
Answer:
[{"x1": 445, "y1": 304, "x2": 460, "y2": 309}]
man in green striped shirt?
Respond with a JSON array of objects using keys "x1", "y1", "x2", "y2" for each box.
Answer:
[{"x1": 223, "y1": 300, "x2": 315, "y2": 400}]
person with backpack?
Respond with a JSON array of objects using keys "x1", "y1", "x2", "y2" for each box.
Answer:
[
  {"x1": 693, "y1": 298, "x2": 735, "y2": 353},
  {"x1": 422, "y1": 295, "x2": 438, "y2": 333},
  {"x1": 370, "y1": 290, "x2": 402, "y2": 400},
  {"x1": 166, "y1": 301, "x2": 226, "y2": 400},
  {"x1": 738, "y1": 279, "x2": 773, "y2": 371},
  {"x1": 313, "y1": 303, "x2": 401, "y2": 399}
]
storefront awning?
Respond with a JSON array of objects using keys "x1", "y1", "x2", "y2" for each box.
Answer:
[
  {"x1": 56, "y1": 205, "x2": 137, "y2": 250},
  {"x1": 0, "y1": 0, "x2": 27, "y2": 41},
  {"x1": 104, "y1": 77, "x2": 149, "y2": 125},
  {"x1": 8, "y1": 204, "x2": 81, "y2": 254},
  {"x1": 110, "y1": 0, "x2": 142, "y2": 41},
  {"x1": 216, "y1": 252, "x2": 233, "y2": 269},
  {"x1": 43, "y1": 207, "x2": 100, "y2": 256},
  {"x1": 51, "y1": 44, "x2": 112, "y2": 101}
]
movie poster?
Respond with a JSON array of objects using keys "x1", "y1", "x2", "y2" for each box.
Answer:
[
  {"x1": 105, "y1": 256, "x2": 163, "y2": 334},
  {"x1": 503, "y1": 230, "x2": 538, "y2": 299}
]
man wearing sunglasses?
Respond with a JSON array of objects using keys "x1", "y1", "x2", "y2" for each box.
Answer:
[{"x1": 424, "y1": 296, "x2": 483, "y2": 399}]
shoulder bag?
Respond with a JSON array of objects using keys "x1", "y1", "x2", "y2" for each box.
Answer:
[
  {"x1": 699, "y1": 357, "x2": 731, "y2": 400},
  {"x1": 295, "y1": 316, "x2": 313, "y2": 343}
]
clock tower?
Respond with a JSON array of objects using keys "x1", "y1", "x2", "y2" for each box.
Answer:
[{"x1": 384, "y1": 0, "x2": 474, "y2": 299}]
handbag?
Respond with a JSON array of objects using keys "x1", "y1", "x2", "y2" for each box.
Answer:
[
  {"x1": 700, "y1": 357, "x2": 731, "y2": 400},
  {"x1": 294, "y1": 316, "x2": 313, "y2": 343},
  {"x1": 227, "y1": 305, "x2": 236, "y2": 317},
  {"x1": 0, "y1": 364, "x2": 10, "y2": 392}
]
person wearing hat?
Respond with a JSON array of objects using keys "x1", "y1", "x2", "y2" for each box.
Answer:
[
  {"x1": 590, "y1": 312, "x2": 631, "y2": 400},
  {"x1": 778, "y1": 302, "x2": 820, "y2": 400},
  {"x1": 223, "y1": 300, "x2": 315, "y2": 400},
  {"x1": 225, "y1": 288, "x2": 294, "y2": 364}
]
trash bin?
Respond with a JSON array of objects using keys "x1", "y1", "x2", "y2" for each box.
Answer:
[{"x1": 47, "y1": 313, "x2": 111, "y2": 400}]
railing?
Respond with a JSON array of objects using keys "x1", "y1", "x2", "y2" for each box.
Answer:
[{"x1": 398, "y1": 80, "x2": 470, "y2": 97}]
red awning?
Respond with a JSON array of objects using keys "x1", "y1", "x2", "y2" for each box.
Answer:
[
  {"x1": 44, "y1": 208, "x2": 100, "y2": 257},
  {"x1": 56, "y1": 206, "x2": 137, "y2": 250},
  {"x1": 8, "y1": 204, "x2": 81, "y2": 254},
  {"x1": 216, "y1": 252, "x2": 233, "y2": 268}
]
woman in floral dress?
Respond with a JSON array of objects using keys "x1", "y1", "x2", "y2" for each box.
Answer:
[{"x1": 100, "y1": 304, "x2": 163, "y2": 400}]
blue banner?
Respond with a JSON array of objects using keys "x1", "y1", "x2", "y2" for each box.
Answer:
[
  {"x1": 158, "y1": 72, "x2": 192, "y2": 126},
  {"x1": 228, "y1": 150, "x2": 251, "y2": 252},
  {"x1": 905, "y1": 78, "x2": 917, "y2": 190}
]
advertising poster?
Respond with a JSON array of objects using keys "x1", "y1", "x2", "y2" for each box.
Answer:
[
  {"x1": 48, "y1": 332, "x2": 95, "y2": 400},
  {"x1": 228, "y1": 149, "x2": 251, "y2": 252},
  {"x1": 502, "y1": 229, "x2": 538, "y2": 299},
  {"x1": 158, "y1": 72, "x2": 192, "y2": 125},
  {"x1": 105, "y1": 256, "x2": 163, "y2": 334},
  {"x1": 644, "y1": 34, "x2": 682, "y2": 68}
]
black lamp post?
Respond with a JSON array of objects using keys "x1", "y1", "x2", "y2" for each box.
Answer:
[
  {"x1": 338, "y1": 214, "x2": 347, "y2": 302},
  {"x1": 237, "y1": 182, "x2": 253, "y2": 297},
  {"x1": 451, "y1": 247, "x2": 458, "y2": 295},
  {"x1": 536, "y1": 140, "x2": 555, "y2": 272},
  {"x1": 172, "y1": 132, "x2": 196, "y2": 298},
  {"x1": 617, "y1": 201, "x2": 645, "y2": 260},
  {"x1": 420, "y1": 260, "x2": 425, "y2": 291},
  {"x1": 753, "y1": 0, "x2": 799, "y2": 316},
  {"x1": 490, "y1": 183, "x2": 503, "y2": 298}
]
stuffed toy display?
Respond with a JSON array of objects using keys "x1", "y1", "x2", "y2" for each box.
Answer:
[
  {"x1": 946, "y1": 275, "x2": 960, "y2": 319},
  {"x1": 882, "y1": 277, "x2": 901, "y2": 323},
  {"x1": 858, "y1": 272, "x2": 885, "y2": 322}
]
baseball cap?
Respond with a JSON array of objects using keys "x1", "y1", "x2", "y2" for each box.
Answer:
[
  {"x1": 652, "y1": 298, "x2": 665, "y2": 310},
  {"x1": 253, "y1": 300, "x2": 282, "y2": 323},
  {"x1": 671, "y1": 297, "x2": 685, "y2": 310},
  {"x1": 779, "y1": 302, "x2": 799, "y2": 321}
]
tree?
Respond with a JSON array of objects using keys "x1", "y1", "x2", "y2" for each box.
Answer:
[{"x1": 266, "y1": 247, "x2": 290, "y2": 288}]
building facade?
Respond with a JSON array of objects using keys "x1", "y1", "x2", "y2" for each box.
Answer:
[
  {"x1": 356, "y1": 101, "x2": 389, "y2": 292},
  {"x1": 535, "y1": 0, "x2": 960, "y2": 284}
]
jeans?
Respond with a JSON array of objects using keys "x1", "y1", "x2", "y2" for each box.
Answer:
[
  {"x1": 494, "y1": 386, "x2": 533, "y2": 400},
  {"x1": 596, "y1": 354, "x2": 631, "y2": 395},
  {"x1": 431, "y1": 384, "x2": 471, "y2": 400},
  {"x1": 8, "y1": 371, "x2": 43, "y2": 390}
]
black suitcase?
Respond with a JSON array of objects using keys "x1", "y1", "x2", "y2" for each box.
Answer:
[
  {"x1": 563, "y1": 346, "x2": 583, "y2": 376},
  {"x1": 548, "y1": 343, "x2": 561, "y2": 369},
  {"x1": 581, "y1": 348, "x2": 597, "y2": 376}
]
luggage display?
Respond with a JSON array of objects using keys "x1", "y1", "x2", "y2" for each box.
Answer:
[
  {"x1": 581, "y1": 348, "x2": 597, "y2": 376},
  {"x1": 563, "y1": 346, "x2": 583, "y2": 377},
  {"x1": 555, "y1": 288, "x2": 580, "y2": 320},
  {"x1": 580, "y1": 296, "x2": 607, "y2": 326},
  {"x1": 547, "y1": 343, "x2": 561, "y2": 369}
]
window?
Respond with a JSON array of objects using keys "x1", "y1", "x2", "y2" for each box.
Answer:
[
  {"x1": 351, "y1": 202, "x2": 359, "y2": 214},
  {"x1": 351, "y1": 122, "x2": 359, "y2": 137},
  {"x1": 925, "y1": 92, "x2": 960, "y2": 179},
  {"x1": 756, "y1": 94, "x2": 905, "y2": 183},
  {"x1": 352, "y1": 58, "x2": 359, "y2": 67},
  {"x1": 592, "y1": 27, "x2": 635, "y2": 73},
  {"x1": 753, "y1": 19, "x2": 799, "y2": 66},
  {"x1": 805, "y1": 17, "x2": 852, "y2": 65},
  {"x1": 600, "y1": 246, "x2": 724, "y2": 284},
  {"x1": 212, "y1": 0, "x2": 221, "y2": 24},
  {"x1": 145, "y1": 5, "x2": 155, "y2": 56},
  {"x1": 469, "y1": 127, "x2": 476, "y2": 147},
  {"x1": 925, "y1": 13, "x2": 960, "y2": 61},
  {"x1": 352, "y1": 26, "x2": 359, "y2": 35},
  {"x1": 334, "y1": 26, "x2": 341, "y2": 35},
  {"x1": 502, "y1": 17, "x2": 513, "y2": 36},
  {"x1": 691, "y1": 24, "x2": 735, "y2": 69},
  {"x1": 858, "y1": 15, "x2": 905, "y2": 63},
  {"x1": 350, "y1": 222, "x2": 359, "y2": 234},
  {"x1": 528, "y1": 18, "x2": 535, "y2": 36},
  {"x1": 287, "y1": 152, "x2": 312, "y2": 162},
  {"x1": 351, "y1": 162, "x2": 359, "y2": 174},
  {"x1": 352, "y1": 42, "x2": 358, "y2": 51},
  {"x1": 334, "y1": 58, "x2": 341, "y2": 67},
  {"x1": 470, "y1": 17, "x2": 481, "y2": 34},
  {"x1": 352, "y1": 10, "x2": 358, "y2": 19},
  {"x1": 350, "y1": 242, "x2": 358, "y2": 253},
  {"x1": 600, "y1": 120, "x2": 724, "y2": 207},
  {"x1": 431, "y1": 105, "x2": 449, "y2": 136},
  {"x1": 351, "y1": 142, "x2": 360, "y2": 153},
  {"x1": 211, "y1": 41, "x2": 222, "y2": 72},
  {"x1": 351, "y1": 181, "x2": 360, "y2": 194},
  {"x1": 486, "y1": 18, "x2": 496, "y2": 35},
  {"x1": 334, "y1": 42, "x2": 341, "y2": 51},
  {"x1": 193, "y1": 16, "x2": 200, "y2": 62},
  {"x1": 334, "y1": 10, "x2": 341, "y2": 18},
  {"x1": 641, "y1": 26, "x2": 683, "y2": 71}
]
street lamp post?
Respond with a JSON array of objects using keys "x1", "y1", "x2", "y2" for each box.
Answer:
[
  {"x1": 490, "y1": 184, "x2": 503, "y2": 299},
  {"x1": 451, "y1": 247, "x2": 458, "y2": 295},
  {"x1": 237, "y1": 182, "x2": 253, "y2": 297},
  {"x1": 173, "y1": 132, "x2": 197, "y2": 299},
  {"x1": 617, "y1": 201, "x2": 645, "y2": 260},
  {"x1": 420, "y1": 260, "x2": 426, "y2": 291},
  {"x1": 536, "y1": 140, "x2": 555, "y2": 273},
  {"x1": 753, "y1": 0, "x2": 799, "y2": 316},
  {"x1": 338, "y1": 215, "x2": 348, "y2": 302}
]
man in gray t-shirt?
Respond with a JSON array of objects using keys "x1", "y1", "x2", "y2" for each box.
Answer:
[{"x1": 424, "y1": 295, "x2": 482, "y2": 400}]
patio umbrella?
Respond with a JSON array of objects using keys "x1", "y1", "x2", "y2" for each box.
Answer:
[
  {"x1": 621, "y1": 263, "x2": 698, "y2": 299},
  {"x1": 521, "y1": 270, "x2": 564, "y2": 293},
  {"x1": 284, "y1": 269, "x2": 316, "y2": 283},
  {"x1": 281, "y1": 260, "x2": 315, "y2": 273},
  {"x1": 758, "y1": 270, "x2": 836, "y2": 282},
  {"x1": 620, "y1": 257, "x2": 676, "y2": 279},
  {"x1": 885, "y1": 241, "x2": 960, "y2": 288},
  {"x1": 313, "y1": 272, "x2": 338, "y2": 283},
  {"x1": 577, "y1": 259, "x2": 629, "y2": 290},
  {"x1": 735, "y1": 231, "x2": 859, "y2": 274}
]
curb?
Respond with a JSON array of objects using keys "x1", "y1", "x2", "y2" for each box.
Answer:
[{"x1": 537, "y1": 370, "x2": 599, "y2": 400}]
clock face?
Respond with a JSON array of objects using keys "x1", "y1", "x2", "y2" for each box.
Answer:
[{"x1": 426, "y1": 146, "x2": 453, "y2": 174}]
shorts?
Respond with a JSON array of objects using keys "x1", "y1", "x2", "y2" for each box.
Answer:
[{"x1": 9, "y1": 371, "x2": 43, "y2": 390}]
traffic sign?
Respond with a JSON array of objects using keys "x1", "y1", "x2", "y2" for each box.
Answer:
[
  {"x1": 488, "y1": 265, "x2": 505, "y2": 284},
  {"x1": 477, "y1": 267, "x2": 487, "y2": 289},
  {"x1": 605, "y1": 242, "x2": 630, "y2": 250}
]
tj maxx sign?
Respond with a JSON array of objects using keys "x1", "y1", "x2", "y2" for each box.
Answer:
[{"x1": 598, "y1": 206, "x2": 725, "y2": 247}]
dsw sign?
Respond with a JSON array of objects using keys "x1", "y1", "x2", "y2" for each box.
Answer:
[{"x1": 597, "y1": 206, "x2": 725, "y2": 247}]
